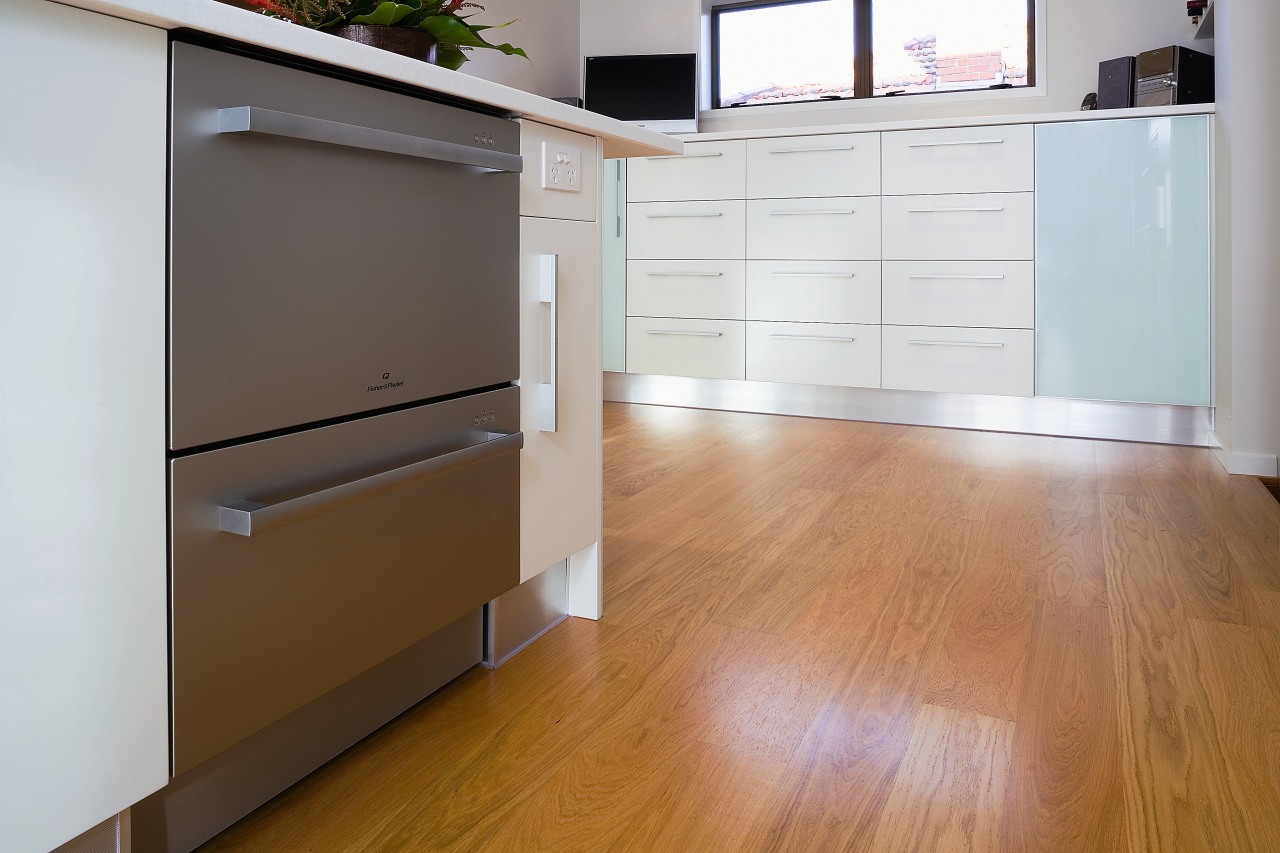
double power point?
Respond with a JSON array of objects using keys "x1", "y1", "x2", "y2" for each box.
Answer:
[{"x1": 541, "y1": 141, "x2": 582, "y2": 193}]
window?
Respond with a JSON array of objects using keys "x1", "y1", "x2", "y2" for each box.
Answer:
[{"x1": 712, "y1": 0, "x2": 1034, "y2": 109}]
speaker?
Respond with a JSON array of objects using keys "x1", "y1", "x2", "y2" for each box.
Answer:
[{"x1": 1097, "y1": 56, "x2": 1135, "y2": 110}]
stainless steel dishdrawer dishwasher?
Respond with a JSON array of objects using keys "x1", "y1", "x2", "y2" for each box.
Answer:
[{"x1": 133, "y1": 40, "x2": 524, "y2": 853}]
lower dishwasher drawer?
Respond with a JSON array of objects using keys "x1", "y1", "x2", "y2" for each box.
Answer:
[
  {"x1": 626, "y1": 317, "x2": 745, "y2": 379},
  {"x1": 746, "y1": 321, "x2": 881, "y2": 388},
  {"x1": 169, "y1": 387, "x2": 520, "y2": 775},
  {"x1": 882, "y1": 325, "x2": 1034, "y2": 397}
]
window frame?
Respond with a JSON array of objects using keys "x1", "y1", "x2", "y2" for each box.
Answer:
[{"x1": 709, "y1": 0, "x2": 1037, "y2": 110}]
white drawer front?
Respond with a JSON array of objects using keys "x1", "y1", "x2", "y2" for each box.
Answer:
[
  {"x1": 627, "y1": 140, "x2": 746, "y2": 202},
  {"x1": 628, "y1": 200, "x2": 746, "y2": 260},
  {"x1": 882, "y1": 325, "x2": 1034, "y2": 397},
  {"x1": 746, "y1": 261, "x2": 880, "y2": 324},
  {"x1": 627, "y1": 260, "x2": 745, "y2": 320},
  {"x1": 882, "y1": 261, "x2": 1034, "y2": 328},
  {"x1": 626, "y1": 317, "x2": 745, "y2": 380},
  {"x1": 882, "y1": 124, "x2": 1034, "y2": 195},
  {"x1": 746, "y1": 133, "x2": 880, "y2": 199},
  {"x1": 882, "y1": 193, "x2": 1034, "y2": 260},
  {"x1": 747, "y1": 197, "x2": 881, "y2": 260},
  {"x1": 746, "y1": 322, "x2": 881, "y2": 388}
]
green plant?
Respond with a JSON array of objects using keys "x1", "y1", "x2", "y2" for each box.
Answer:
[{"x1": 247, "y1": 0, "x2": 528, "y2": 69}]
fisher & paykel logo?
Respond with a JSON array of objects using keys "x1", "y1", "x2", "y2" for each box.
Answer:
[{"x1": 368, "y1": 371, "x2": 405, "y2": 393}]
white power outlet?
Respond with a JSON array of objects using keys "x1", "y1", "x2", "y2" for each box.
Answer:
[{"x1": 541, "y1": 141, "x2": 582, "y2": 193}]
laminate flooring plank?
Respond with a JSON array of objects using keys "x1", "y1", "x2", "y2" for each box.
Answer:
[
  {"x1": 1250, "y1": 587, "x2": 1280, "y2": 637},
  {"x1": 1188, "y1": 618, "x2": 1280, "y2": 850},
  {"x1": 1102, "y1": 493, "x2": 1254, "y2": 852},
  {"x1": 1000, "y1": 603, "x2": 1126, "y2": 853},
  {"x1": 867, "y1": 703, "x2": 1014, "y2": 853},
  {"x1": 924, "y1": 477, "x2": 1042, "y2": 721},
  {"x1": 743, "y1": 513, "x2": 980, "y2": 852},
  {"x1": 1095, "y1": 439, "x2": 1148, "y2": 497}
]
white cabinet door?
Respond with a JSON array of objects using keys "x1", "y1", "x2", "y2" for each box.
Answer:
[
  {"x1": 746, "y1": 261, "x2": 881, "y2": 324},
  {"x1": 883, "y1": 261, "x2": 1034, "y2": 328},
  {"x1": 746, "y1": 322, "x2": 881, "y2": 388},
  {"x1": 626, "y1": 318, "x2": 746, "y2": 380},
  {"x1": 746, "y1": 133, "x2": 880, "y2": 199},
  {"x1": 628, "y1": 200, "x2": 747, "y2": 260},
  {"x1": 747, "y1": 197, "x2": 881, "y2": 260},
  {"x1": 1, "y1": 5, "x2": 169, "y2": 852},
  {"x1": 882, "y1": 124, "x2": 1034, "y2": 196},
  {"x1": 882, "y1": 193, "x2": 1034, "y2": 260},
  {"x1": 882, "y1": 326, "x2": 1035, "y2": 397},
  {"x1": 519, "y1": 217, "x2": 602, "y2": 584},
  {"x1": 628, "y1": 260, "x2": 746, "y2": 319},
  {"x1": 627, "y1": 140, "x2": 747, "y2": 201}
]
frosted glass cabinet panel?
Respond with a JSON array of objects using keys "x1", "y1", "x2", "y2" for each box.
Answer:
[{"x1": 1035, "y1": 116, "x2": 1211, "y2": 405}]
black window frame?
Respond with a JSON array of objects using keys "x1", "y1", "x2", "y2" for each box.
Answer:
[{"x1": 710, "y1": 0, "x2": 1036, "y2": 109}]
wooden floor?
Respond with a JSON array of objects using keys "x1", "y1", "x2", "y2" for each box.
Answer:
[{"x1": 201, "y1": 403, "x2": 1280, "y2": 852}]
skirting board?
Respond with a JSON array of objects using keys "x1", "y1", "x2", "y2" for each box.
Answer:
[
  {"x1": 1209, "y1": 432, "x2": 1280, "y2": 477},
  {"x1": 605, "y1": 372, "x2": 1214, "y2": 447}
]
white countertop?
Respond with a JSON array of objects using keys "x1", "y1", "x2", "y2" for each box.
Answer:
[
  {"x1": 49, "y1": 0, "x2": 682, "y2": 158},
  {"x1": 680, "y1": 103, "x2": 1216, "y2": 142}
]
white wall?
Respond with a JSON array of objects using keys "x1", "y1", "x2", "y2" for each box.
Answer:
[
  {"x1": 1213, "y1": 0, "x2": 1280, "y2": 476},
  {"x1": 581, "y1": 0, "x2": 699, "y2": 58},
  {"x1": 461, "y1": 0, "x2": 581, "y2": 99}
]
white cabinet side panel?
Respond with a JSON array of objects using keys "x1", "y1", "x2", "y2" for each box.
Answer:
[
  {"x1": 0, "y1": 4, "x2": 169, "y2": 852},
  {"x1": 518, "y1": 218, "x2": 603, "y2": 582}
]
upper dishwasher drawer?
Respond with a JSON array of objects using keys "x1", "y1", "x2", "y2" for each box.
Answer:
[
  {"x1": 882, "y1": 193, "x2": 1034, "y2": 260},
  {"x1": 627, "y1": 140, "x2": 746, "y2": 201},
  {"x1": 882, "y1": 125, "x2": 1034, "y2": 195},
  {"x1": 746, "y1": 133, "x2": 880, "y2": 199},
  {"x1": 628, "y1": 200, "x2": 746, "y2": 260}
]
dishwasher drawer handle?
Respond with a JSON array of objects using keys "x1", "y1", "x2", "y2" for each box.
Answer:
[
  {"x1": 217, "y1": 106, "x2": 523, "y2": 174},
  {"x1": 219, "y1": 431, "x2": 524, "y2": 537}
]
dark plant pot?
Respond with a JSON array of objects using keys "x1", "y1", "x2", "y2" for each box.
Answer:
[{"x1": 325, "y1": 24, "x2": 439, "y2": 65}]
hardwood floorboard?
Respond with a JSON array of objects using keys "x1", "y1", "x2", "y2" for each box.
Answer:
[
  {"x1": 1102, "y1": 493, "x2": 1254, "y2": 852},
  {"x1": 198, "y1": 404, "x2": 1280, "y2": 852},
  {"x1": 924, "y1": 478, "x2": 1042, "y2": 721},
  {"x1": 1001, "y1": 602, "x2": 1127, "y2": 852},
  {"x1": 1188, "y1": 619, "x2": 1280, "y2": 851},
  {"x1": 868, "y1": 703, "x2": 1014, "y2": 853}
]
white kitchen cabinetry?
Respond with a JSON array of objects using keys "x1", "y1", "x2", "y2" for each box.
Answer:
[
  {"x1": 746, "y1": 261, "x2": 881, "y2": 324},
  {"x1": 628, "y1": 260, "x2": 746, "y2": 320},
  {"x1": 1, "y1": 4, "x2": 169, "y2": 852},
  {"x1": 881, "y1": 126, "x2": 1036, "y2": 397},
  {"x1": 746, "y1": 322, "x2": 881, "y2": 388},
  {"x1": 626, "y1": 318, "x2": 747, "y2": 380},
  {"x1": 747, "y1": 197, "x2": 882, "y2": 261},
  {"x1": 627, "y1": 200, "x2": 747, "y2": 260},
  {"x1": 518, "y1": 122, "x2": 602, "y2": 614}
]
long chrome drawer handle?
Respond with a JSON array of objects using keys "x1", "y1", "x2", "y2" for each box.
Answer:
[
  {"x1": 907, "y1": 207, "x2": 1005, "y2": 213},
  {"x1": 906, "y1": 139, "x2": 1004, "y2": 148},
  {"x1": 907, "y1": 274, "x2": 1006, "y2": 280},
  {"x1": 219, "y1": 431, "x2": 524, "y2": 537},
  {"x1": 646, "y1": 329, "x2": 723, "y2": 337},
  {"x1": 769, "y1": 271, "x2": 856, "y2": 278},
  {"x1": 645, "y1": 212, "x2": 724, "y2": 219},
  {"x1": 908, "y1": 339, "x2": 1005, "y2": 348},
  {"x1": 217, "y1": 106, "x2": 523, "y2": 173},
  {"x1": 770, "y1": 334, "x2": 856, "y2": 342},
  {"x1": 645, "y1": 152, "x2": 724, "y2": 160},
  {"x1": 646, "y1": 271, "x2": 724, "y2": 277},
  {"x1": 768, "y1": 145, "x2": 856, "y2": 154},
  {"x1": 769, "y1": 209, "x2": 856, "y2": 216}
]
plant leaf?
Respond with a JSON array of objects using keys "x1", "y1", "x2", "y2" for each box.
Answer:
[
  {"x1": 349, "y1": 2, "x2": 419, "y2": 26},
  {"x1": 417, "y1": 14, "x2": 528, "y2": 58}
]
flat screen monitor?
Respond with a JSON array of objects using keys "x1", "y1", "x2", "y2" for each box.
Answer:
[{"x1": 583, "y1": 53, "x2": 698, "y2": 134}]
